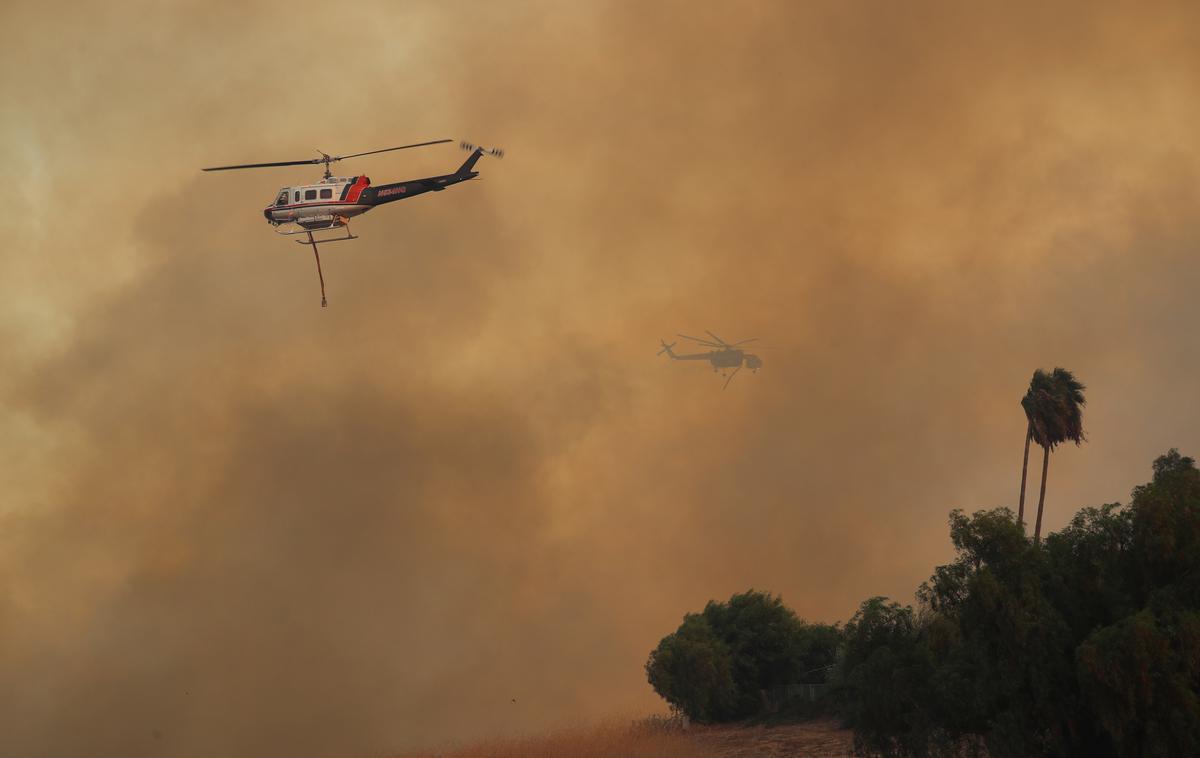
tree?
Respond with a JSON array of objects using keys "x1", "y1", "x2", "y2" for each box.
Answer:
[
  {"x1": 917, "y1": 509, "x2": 1082, "y2": 756},
  {"x1": 1016, "y1": 371, "x2": 1052, "y2": 530},
  {"x1": 1020, "y1": 367, "x2": 1086, "y2": 543},
  {"x1": 646, "y1": 590, "x2": 839, "y2": 721},
  {"x1": 645, "y1": 614, "x2": 736, "y2": 721},
  {"x1": 1128, "y1": 448, "x2": 1200, "y2": 604},
  {"x1": 1074, "y1": 450, "x2": 1200, "y2": 755},
  {"x1": 832, "y1": 451, "x2": 1199, "y2": 756},
  {"x1": 1077, "y1": 607, "x2": 1200, "y2": 756},
  {"x1": 834, "y1": 597, "x2": 942, "y2": 756}
]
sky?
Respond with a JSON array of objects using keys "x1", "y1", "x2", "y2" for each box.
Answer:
[{"x1": 2, "y1": 1, "x2": 1200, "y2": 755}]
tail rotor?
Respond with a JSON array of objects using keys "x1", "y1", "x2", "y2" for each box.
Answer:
[
  {"x1": 460, "y1": 141, "x2": 505, "y2": 158},
  {"x1": 657, "y1": 339, "x2": 677, "y2": 358}
]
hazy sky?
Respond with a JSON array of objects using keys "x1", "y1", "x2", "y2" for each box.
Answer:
[{"x1": 3, "y1": 1, "x2": 1200, "y2": 755}]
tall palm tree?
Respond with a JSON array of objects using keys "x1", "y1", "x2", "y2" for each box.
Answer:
[
  {"x1": 1020, "y1": 368, "x2": 1086, "y2": 543},
  {"x1": 1017, "y1": 370, "x2": 1053, "y2": 530}
]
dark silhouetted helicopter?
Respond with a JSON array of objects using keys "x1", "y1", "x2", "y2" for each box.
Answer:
[{"x1": 658, "y1": 331, "x2": 763, "y2": 389}]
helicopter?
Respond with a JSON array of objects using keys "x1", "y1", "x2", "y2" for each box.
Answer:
[
  {"x1": 202, "y1": 138, "x2": 503, "y2": 306},
  {"x1": 658, "y1": 331, "x2": 763, "y2": 389}
]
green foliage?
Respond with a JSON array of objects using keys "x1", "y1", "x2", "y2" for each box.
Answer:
[
  {"x1": 1043, "y1": 502, "x2": 1134, "y2": 638},
  {"x1": 644, "y1": 614, "x2": 735, "y2": 722},
  {"x1": 1077, "y1": 607, "x2": 1200, "y2": 755},
  {"x1": 834, "y1": 597, "x2": 945, "y2": 757},
  {"x1": 830, "y1": 450, "x2": 1200, "y2": 757},
  {"x1": 1071, "y1": 449, "x2": 1200, "y2": 755},
  {"x1": 646, "y1": 590, "x2": 839, "y2": 722},
  {"x1": 1129, "y1": 449, "x2": 1200, "y2": 605},
  {"x1": 647, "y1": 451, "x2": 1200, "y2": 755}
]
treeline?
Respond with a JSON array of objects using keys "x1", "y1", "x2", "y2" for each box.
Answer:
[{"x1": 646, "y1": 450, "x2": 1200, "y2": 756}]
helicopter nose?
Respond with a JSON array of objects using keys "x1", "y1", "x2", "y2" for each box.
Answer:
[{"x1": 263, "y1": 208, "x2": 273, "y2": 223}]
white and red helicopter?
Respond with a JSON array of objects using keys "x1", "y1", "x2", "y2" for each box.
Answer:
[{"x1": 203, "y1": 139, "x2": 503, "y2": 306}]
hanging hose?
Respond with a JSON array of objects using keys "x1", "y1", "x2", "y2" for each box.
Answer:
[{"x1": 306, "y1": 232, "x2": 328, "y2": 307}]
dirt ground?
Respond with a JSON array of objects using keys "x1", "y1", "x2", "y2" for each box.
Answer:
[
  {"x1": 686, "y1": 718, "x2": 854, "y2": 757},
  {"x1": 401, "y1": 717, "x2": 855, "y2": 758}
]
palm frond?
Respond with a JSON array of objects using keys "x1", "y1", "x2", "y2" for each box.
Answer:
[
  {"x1": 1050, "y1": 367, "x2": 1087, "y2": 445},
  {"x1": 1021, "y1": 367, "x2": 1087, "y2": 450}
]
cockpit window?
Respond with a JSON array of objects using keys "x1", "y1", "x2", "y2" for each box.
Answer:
[{"x1": 275, "y1": 191, "x2": 288, "y2": 206}]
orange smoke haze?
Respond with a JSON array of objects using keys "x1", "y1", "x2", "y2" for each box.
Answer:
[{"x1": 3, "y1": 1, "x2": 1200, "y2": 755}]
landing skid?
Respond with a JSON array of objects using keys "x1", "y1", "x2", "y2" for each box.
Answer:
[
  {"x1": 273, "y1": 218, "x2": 356, "y2": 238},
  {"x1": 291, "y1": 228, "x2": 358, "y2": 245}
]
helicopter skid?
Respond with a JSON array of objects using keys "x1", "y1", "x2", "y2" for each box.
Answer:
[
  {"x1": 294, "y1": 231, "x2": 358, "y2": 246},
  {"x1": 271, "y1": 217, "x2": 358, "y2": 246},
  {"x1": 291, "y1": 224, "x2": 357, "y2": 246},
  {"x1": 274, "y1": 216, "x2": 349, "y2": 235}
]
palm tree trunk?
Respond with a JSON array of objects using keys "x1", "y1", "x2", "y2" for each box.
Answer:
[
  {"x1": 1018, "y1": 423, "x2": 1032, "y2": 531},
  {"x1": 1034, "y1": 444, "x2": 1050, "y2": 545}
]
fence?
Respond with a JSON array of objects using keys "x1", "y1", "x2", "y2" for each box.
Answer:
[{"x1": 760, "y1": 682, "x2": 830, "y2": 712}]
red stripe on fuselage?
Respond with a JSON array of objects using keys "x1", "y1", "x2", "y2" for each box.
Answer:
[
  {"x1": 345, "y1": 175, "x2": 370, "y2": 204},
  {"x1": 263, "y1": 177, "x2": 371, "y2": 214}
]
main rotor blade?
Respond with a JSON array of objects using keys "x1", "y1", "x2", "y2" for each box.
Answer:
[
  {"x1": 705, "y1": 330, "x2": 729, "y2": 346},
  {"x1": 336, "y1": 139, "x2": 453, "y2": 160},
  {"x1": 677, "y1": 333, "x2": 722, "y2": 347},
  {"x1": 729, "y1": 338, "x2": 758, "y2": 346},
  {"x1": 201, "y1": 139, "x2": 453, "y2": 172},
  {"x1": 202, "y1": 158, "x2": 320, "y2": 171}
]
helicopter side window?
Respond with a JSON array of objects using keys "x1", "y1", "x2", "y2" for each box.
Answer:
[
  {"x1": 319, "y1": 188, "x2": 333, "y2": 200},
  {"x1": 304, "y1": 189, "x2": 317, "y2": 201},
  {"x1": 294, "y1": 191, "x2": 300, "y2": 202},
  {"x1": 275, "y1": 191, "x2": 288, "y2": 206}
]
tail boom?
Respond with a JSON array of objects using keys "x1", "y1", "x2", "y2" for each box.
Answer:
[{"x1": 359, "y1": 142, "x2": 503, "y2": 207}]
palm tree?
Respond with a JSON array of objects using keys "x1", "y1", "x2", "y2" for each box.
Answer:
[
  {"x1": 1017, "y1": 371, "x2": 1051, "y2": 530},
  {"x1": 1020, "y1": 368, "x2": 1086, "y2": 543}
]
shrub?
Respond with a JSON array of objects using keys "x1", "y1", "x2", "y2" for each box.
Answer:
[
  {"x1": 645, "y1": 614, "x2": 735, "y2": 721},
  {"x1": 647, "y1": 590, "x2": 838, "y2": 721}
]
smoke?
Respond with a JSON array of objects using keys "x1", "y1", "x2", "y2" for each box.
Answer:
[{"x1": 3, "y1": 1, "x2": 1200, "y2": 755}]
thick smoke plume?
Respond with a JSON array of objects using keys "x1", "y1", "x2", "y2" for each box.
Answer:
[{"x1": 2, "y1": 1, "x2": 1200, "y2": 755}]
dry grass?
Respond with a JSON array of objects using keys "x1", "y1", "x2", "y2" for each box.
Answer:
[
  {"x1": 689, "y1": 718, "x2": 853, "y2": 757},
  {"x1": 398, "y1": 719, "x2": 719, "y2": 758},
  {"x1": 396, "y1": 716, "x2": 854, "y2": 758}
]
